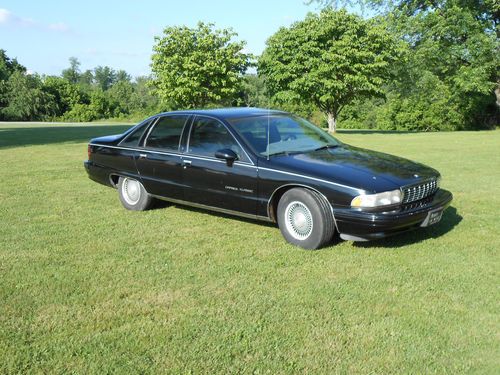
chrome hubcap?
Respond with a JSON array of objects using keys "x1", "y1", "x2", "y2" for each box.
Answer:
[
  {"x1": 122, "y1": 178, "x2": 141, "y2": 205},
  {"x1": 284, "y1": 201, "x2": 313, "y2": 240}
]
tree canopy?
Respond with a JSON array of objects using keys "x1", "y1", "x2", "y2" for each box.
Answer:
[
  {"x1": 0, "y1": 4, "x2": 497, "y2": 130},
  {"x1": 151, "y1": 22, "x2": 251, "y2": 109},
  {"x1": 259, "y1": 9, "x2": 403, "y2": 132}
]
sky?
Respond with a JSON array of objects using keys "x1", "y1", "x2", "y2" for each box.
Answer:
[{"x1": 0, "y1": 0, "x2": 319, "y2": 78}]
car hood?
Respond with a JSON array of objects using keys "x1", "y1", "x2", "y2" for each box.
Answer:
[{"x1": 266, "y1": 145, "x2": 439, "y2": 193}]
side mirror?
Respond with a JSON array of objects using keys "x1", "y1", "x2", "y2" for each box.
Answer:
[{"x1": 215, "y1": 149, "x2": 238, "y2": 167}]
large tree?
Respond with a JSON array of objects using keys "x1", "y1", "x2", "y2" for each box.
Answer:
[
  {"x1": 308, "y1": 1, "x2": 500, "y2": 129},
  {"x1": 61, "y1": 57, "x2": 81, "y2": 84},
  {"x1": 259, "y1": 9, "x2": 402, "y2": 132},
  {"x1": 1, "y1": 71, "x2": 57, "y2": 121},
  {"x1": 94, "y1": 66, "x2": 117, "y2": 91},
  {"x1": 151, "y1": 22, "x2": 251, "y2": 109}
]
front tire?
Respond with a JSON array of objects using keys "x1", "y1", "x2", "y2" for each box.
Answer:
[
  {"x1": 117, "y1": 177, "x2": 154, "y2": 211},
  {"x1": 277, "y1": 188, "x2": 335, "y2": 250}
]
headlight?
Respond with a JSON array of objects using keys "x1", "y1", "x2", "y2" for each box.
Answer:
[{"x1": 351, "y1": 189, "x2": 402, "y2": 208}]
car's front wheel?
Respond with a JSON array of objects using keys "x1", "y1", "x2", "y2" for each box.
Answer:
[
  {"x1": 277, "y1": 188, "x2": 335, "y2": 249},
  {"x1": 117, "y1": 177, "x2": 154, "y2": 211}
]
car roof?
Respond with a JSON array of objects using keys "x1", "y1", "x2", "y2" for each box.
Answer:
[{"x1": 156, "y1": 107, "x2": 289, "y2": 120}]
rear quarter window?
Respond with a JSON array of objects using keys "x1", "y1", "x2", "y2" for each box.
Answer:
[{"x1": 120, "y1": 119, "x2": 153, "y2": 147}]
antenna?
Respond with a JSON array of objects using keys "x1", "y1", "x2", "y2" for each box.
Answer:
[{"x1": 266, "y1": 99, "x2": 270, "y2": 161}]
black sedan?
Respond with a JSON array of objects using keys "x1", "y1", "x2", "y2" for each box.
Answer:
[{"x1": 84, "y1": 108, "x2": 453, "y2": 249}]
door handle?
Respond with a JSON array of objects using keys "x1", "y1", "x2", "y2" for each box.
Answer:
[
  {"x1": 182, "y1": 159, "x2": 192, "y2": 168},
  {"x1": 139, "y1": 153, "x2": 147, "y2": 159}
]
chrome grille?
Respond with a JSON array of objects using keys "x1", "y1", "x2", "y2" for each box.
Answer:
[{"x1": 402, "y1": 179, "x2": 438, "y2": 204}]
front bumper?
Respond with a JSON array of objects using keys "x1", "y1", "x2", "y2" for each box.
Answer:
[{"x1": 333, "y1": 189, "x2": 453, "y2": 241}]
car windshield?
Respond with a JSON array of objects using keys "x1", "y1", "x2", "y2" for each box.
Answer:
[{"x1": 228, "y1": 114, "x2": 341, "y2": 157}]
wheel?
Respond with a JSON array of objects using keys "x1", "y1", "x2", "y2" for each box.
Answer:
[
  {"x1": 117, "y1": 177, "x2": 154, "y2": 211},
  {"x1": 277, "y1": 188, "x2": 335, "y2": 249}
]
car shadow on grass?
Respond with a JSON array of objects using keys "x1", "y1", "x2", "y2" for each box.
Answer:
[
  {"x1": 351, "y1": 206, "x2": 462, "y2": 249},
  {"x1": 155, "y1": 202, "x2": 462, "y2": 248},
  {"x1": 0, "y1": 125, "x2": 132, "y2": 149}
]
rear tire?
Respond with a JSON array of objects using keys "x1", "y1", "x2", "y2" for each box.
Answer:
[
  {"x1": 117, "y1": 177, "x2": 154, "y2": 211},
  {"x1": 277, "y1": 188, "x2": 335, "y2": 250}
]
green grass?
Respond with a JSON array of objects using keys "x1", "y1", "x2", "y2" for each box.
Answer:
[{"x1": 1, "y1": 123, "x2": 499, "y2": 374}]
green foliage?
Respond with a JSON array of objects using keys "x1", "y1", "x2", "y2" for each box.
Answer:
[
  {"x1": 1, "y1": 4, "x2": 498, "y2": 130},
  {"x1": 259, "y1": 9, "x2": 403, "y2": 131},
  {"x1": 307, "y1": 1, "x2": 500, "y2": 130},
  {"x1": 61, "y1": 57, "x2": 81, "y2": 84},
  {"x1": 0, "y1": 49, "x2": 26, "y2": 81},
  {"x1": 94, "y1": 66, "x2": 117, "y2": 91},
  {"x1": 1, "y1": 72, "x2": 57, "y2": 121},
  {"x1": 237, "y1": 74, "x2": 269, "y2": 108},
  {"x1": 151, "y1": 22, "x2": 251, "y2": 108},
  {"x1": 43, "y1": 76, "x2": 89, "y2": 116}
]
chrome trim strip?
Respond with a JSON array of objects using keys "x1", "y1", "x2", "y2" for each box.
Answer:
[
  {"x1": 150, "y1": 194, "x2": 272, "y2": 222},
  {"x1": 258, "y1": 167, "x2": 364, "y2": 193},
  {"x1": 90, "y1": 145, "x2": 362, "y2": 192},
  {"x1": 89, "y1": 143, "x2": 255, "y2": 168},
  {"x1": 141, "y1": 116, "x2": 160, "y2": 147}
]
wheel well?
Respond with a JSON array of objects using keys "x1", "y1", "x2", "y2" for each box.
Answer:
[
  {"x1": 268, "y1": 185, "x2": 321, "y2": 222},
  {"x1": 109, "y1": 174, "x2": 120, "y2": 188},
  {"x1": 269, "y1": 184, "x2": 339, "y2": 233}
]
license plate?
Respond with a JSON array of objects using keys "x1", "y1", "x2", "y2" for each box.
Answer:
[{"x1": 421, "y1": 208, "x2": 443, "y2": 227}]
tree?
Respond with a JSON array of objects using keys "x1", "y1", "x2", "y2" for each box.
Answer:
[
  {"x1": 151, "y1": 22, "x2": 251, "y2": 109},
  {"x1": 0, "y1": 49, "x2": 26, "y2": 81},
  {"x1": 307, "y1": 0, "x2": 500, "y2": 129},
  {"x1": 108, "y1": 80, "x2": 134, "y2": 115},
  {"x1": 239, "y1": 74, "x2": 268, "y2": 108},
  {"x1": 259, "y1": 9, "x2": 402, "y2": 132},
  {"x1": 115, "y1": 69, "x2": 131, "y2": 83},
  {"x1": 94, "y1": 66, "x2": 116, "y2": 91},
  {"x1": 62, "y1": 57, "x2": 81, "y2": 84},
  {"x1": 79, "y1": 69, "x2": 94, "y2": 87},
  {"x1": 43, "y1": 76, "x2": 88, "y2": 116},
  {"x1": 1, "y1": 71, "x2": 57, "y2": 121},
  {"x1": 130, "y1": 76, "x2": 160, "y2": 114}
]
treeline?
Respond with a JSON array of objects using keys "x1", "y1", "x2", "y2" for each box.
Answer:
[
  {"x1": 1, "y1": 0, "x2": 499, "y2": 131},
  {"x1": 0, "y1": 53, "x2": 160, "y2": 122}
]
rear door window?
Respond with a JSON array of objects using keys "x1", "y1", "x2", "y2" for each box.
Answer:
[{"x1": 145, "y1": 115, "x2": 189, "y2": 151}]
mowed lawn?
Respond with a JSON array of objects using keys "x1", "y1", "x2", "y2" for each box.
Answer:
[{"x1": 0, "y1": 122, "x2": 499, "y2": 374}]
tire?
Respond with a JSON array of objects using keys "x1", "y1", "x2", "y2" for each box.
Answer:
[
  {"x1": 277, "y1": 188, "x2": 335, "y2": 250},
  {"x1": 117, "y1": 176, "x2": 154, "y2": 211}
]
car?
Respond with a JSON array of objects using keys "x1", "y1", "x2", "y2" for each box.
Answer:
[{"x1": 84, "y1": 108, "x2": 453, "y2": 249}]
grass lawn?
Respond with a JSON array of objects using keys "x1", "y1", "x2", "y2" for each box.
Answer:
[{"x1": 0, "y1": 123, "x2": 499, "y2": 374}]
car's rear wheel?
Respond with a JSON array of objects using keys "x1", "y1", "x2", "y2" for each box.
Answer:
[
  {"x1": 118, "y1": 177, "x2": 154, "y2": 211},
  {"x1": 277, "y1": 188, "x2": 335, "y2": 249}
]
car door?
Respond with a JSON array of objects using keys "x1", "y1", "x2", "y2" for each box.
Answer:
[
  {"x1": 135, "y1": 114, "x2": 191, "y2": 200},
  {"x1": 182, "y1": 116, "x2": 258, "y2": 216}
]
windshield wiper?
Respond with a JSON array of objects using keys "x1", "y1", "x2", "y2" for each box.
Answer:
[
  {"x1": 313, "y1": 144, "x2": 339, "y2": 152},
  {"x1": 267, "y1": 150, "x2": 305, "y2": 157}
]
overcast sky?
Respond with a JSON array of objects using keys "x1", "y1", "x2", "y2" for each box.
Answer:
[{"x1": 0, "y1": 0, "x2": 320, "y2": 77}]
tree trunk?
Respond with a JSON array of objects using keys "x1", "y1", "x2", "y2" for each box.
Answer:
[{"x1": 327, "y1": 112, "x2": 337, "y2": 133}]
